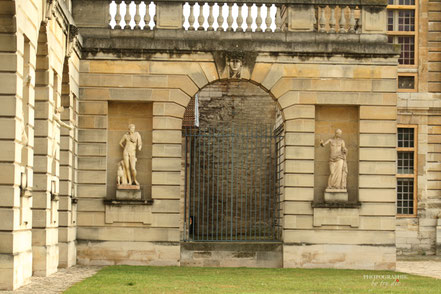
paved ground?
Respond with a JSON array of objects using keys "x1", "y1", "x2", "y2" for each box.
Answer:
[
  {"x1": 4, "y1": 259, "x2": 441, "y2": 293},
  {"x1": 396, "y1": 256, "x2": 441, "y2": 280},
  {"x1": 3, "y1": 266, "x2": 101, "y2": 294}
]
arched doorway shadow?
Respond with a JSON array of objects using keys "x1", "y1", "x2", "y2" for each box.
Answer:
[{"x1": 182, "y1": 79, "x2": 284, "y2": 242}]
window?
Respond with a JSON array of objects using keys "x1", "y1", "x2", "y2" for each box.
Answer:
[
  {"x1": 397, "y1": 126, "x2": 417, "y2": 216},
  {"x1": 387, "y1": 0, "x2": 418, "y2": 91}
]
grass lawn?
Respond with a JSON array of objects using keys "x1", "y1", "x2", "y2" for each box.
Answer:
[{"x1": 64, "y1": 266, "x2": 441, "y2": 294}]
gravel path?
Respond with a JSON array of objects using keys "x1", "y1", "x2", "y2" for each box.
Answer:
[
  {"x1": 4, "y1": 260, "x2": 441, "y2": 293},
  {"x1": 3, "y1": 266, "x2": 102, "y2": 294}
]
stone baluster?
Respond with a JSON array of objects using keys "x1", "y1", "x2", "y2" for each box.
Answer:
[
  {"x1": 207, "y1": 3, "x2": 214, "y2": 31},
  {"x1": 237, "y1": 4, "x2": 244, "y2": 32},
  {"x1": 339, "y1": 6, "x2": 347, "y2": 33},
  {"x1": 348, "y1": 6, "x2": 356, "y2": 33},
  {"x1": 115, "y1": 0, "x2": 122, "y2": 29},
  {"x1": 153, "y1": 5, "x2": 157, "y2": 28},
  {"x1": 197, "y1": 2, "x2": 205, "y2": 31},
  {"x1": 265, "y1": 4, "x2": 272, "y2": 32},
  {"x1": 356, "y1": 6, "x2": 362, "y2": 33},
  {"x1": 246, "y1": 4, "x2": 253, "y2": 32},
  {"x1": 124, "y1": 0, "x2": 131, "y2": 29},
  {"x1": 275, "y1": 5, "x2": 282, "y2": 32},
  {"x1": 217, "y1": 3, "x2": 224, "y2": 31},
  {"x1": 255, "y1": 4, "x2": 262, "y2": 32},
  {"x1": 318, "y1": 6, "x2": 326, "y2": 33},
  {"x1": 189, "y1": 2, "x2": 196, "y2": 30},
  {"x1": 108, "y1": 0, "x2": 113, "y2": 28},
  {"x1": 226, "y1": 3, "x2": 233, "y2": 32},
  {"x1": 144, "y1": 1, "x2": 151, "y2": 30},
  {"x1": 329, "y1": 5, "x2": 336, "y2": 33},
  {"x1": 134, "y1": 1, "x2": 141, "y2": 29}
]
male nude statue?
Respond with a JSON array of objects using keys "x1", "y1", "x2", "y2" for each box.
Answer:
[
  {"x1": 119, "y1": 124, "x2": 142, "y2": 186},
  {"x1": 319, "y1": 129, "x2": 348, "y2": 190}
]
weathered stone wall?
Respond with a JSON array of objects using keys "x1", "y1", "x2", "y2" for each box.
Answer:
[
  {"x1": 75, "y1": 52, "x2": 398, "y2": 270},
  {"x1": 393, "y1": 0, "x2": 441, "y2": 257},
  {"x1": 396, "y1": 95, "x2": 441, "y2": 256},
  {"x1": 428, "y1": 0, "x2": 441, "y2": 93},
  {"x1": 263, "y1": 60, "x2": 398, "y2": 270},
  {"x1": 0, "y1": 0, "x2": 80, "y2": 290}
]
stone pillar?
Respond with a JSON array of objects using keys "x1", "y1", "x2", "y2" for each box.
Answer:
[
  {"x1": 362, "y1": 7, "x2": 387, "y2": 34},
  {"x1": 286, "y1": 5, "x2": 315, "y2": 32},
  {"x1": 151, "y1": 101, "x2": 185, "y2": 263},
  {"x1": 58, "y1": 59, "x2": 78, "y2": 268},
  {"x1": 155, "y1": 2, "x2": 183, "y2": 30},
  {"x1": 33, "y1": 57, "x2": 60, "y2": 276},
  {"x1": 0, "y1": 30, "x2": 33, "y2": 290}
]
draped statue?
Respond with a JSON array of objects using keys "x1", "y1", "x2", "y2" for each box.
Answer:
[
  {"x1": 320, "y1": 129, "x2": 348, "y2": 191},
  {"x1": 118, "y1": 124, "x2": 142, "y2": 186}
]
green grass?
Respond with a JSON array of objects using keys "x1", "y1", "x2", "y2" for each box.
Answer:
[{"x1": 64, "y1": 266, "x2": 441, "y2": 294}]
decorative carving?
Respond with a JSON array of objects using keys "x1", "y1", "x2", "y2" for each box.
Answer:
[
  {"x1": 227, "y1": 52, "x2": 243, "y2": 79},
  {"x1": 67, "y1": 24, "x2": 79, "y2": 58},
  {"x1": 213, "y1": 51, "x2": 257, "y2": 80},
  {"x1": 320, "y1": 129, "x2": 348, "y2": 191},
  {"x1": 228, "y1": 56, "x2": 242, "y2": 79},
  {"x1": 44, "y1": 0, "x2": 57, "y2": 23},
  {"x1": 118, "y1": 124, "x2": 142, "y2": 186}
]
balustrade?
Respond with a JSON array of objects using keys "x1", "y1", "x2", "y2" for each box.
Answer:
[
  {"x1": 107, "y1": 1, "x2": 364, "y2": 34},
  {"x1": 316, "y1": 5, "x2": 361, "y2": 34},
  {"x1": 109, "y1": 0, "x2": 156, "y2": 30}
]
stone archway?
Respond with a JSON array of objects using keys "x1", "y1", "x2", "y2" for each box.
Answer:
[{"x1": 182, "y1": 79, "x2": 284, "y2": 242}]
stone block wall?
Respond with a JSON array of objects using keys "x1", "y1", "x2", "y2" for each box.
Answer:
[
  {"x1": 256, "y1": 60, "x2": 398, "y2": 270},
  {"x1": 0, "y1": 0, "x2": 80, "y2": 290},
  {"x1": 76, "y1": 53, "x2": 398, "y2": 270},
  {"x1": 396, "y1": 94, "x2": 441, "y2": 255}
]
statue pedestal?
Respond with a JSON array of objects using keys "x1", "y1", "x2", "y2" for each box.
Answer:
[
  {"x1": 324, "y1": 189, "x2": 348, "y2": 202},
  {"x1": 116, "y1": 185, "x2": 141, "y2": 201}
]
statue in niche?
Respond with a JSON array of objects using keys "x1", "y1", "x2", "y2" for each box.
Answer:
[
  {"x1": 119, "y1": 124, "x2": 142, "y2": 186},
  {"x1": 228, "y1": 57, "x2": 242, "y2": 79},
  {"x1": 320, "y1": 129, "x2": 348, "y2": 191}
]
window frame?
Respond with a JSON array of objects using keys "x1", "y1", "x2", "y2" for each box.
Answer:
[
  {"x1": 387, "y1": 1, "x2": 419, "y2": 92},
  {"x1": 396, "y1": 124, "x2": 418, "y2": 218},
  {"x1": 397, "y1": 72, "x2": 418, "y2": 92}
]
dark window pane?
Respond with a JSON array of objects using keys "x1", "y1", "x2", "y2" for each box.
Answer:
[
  {"x1": 397, "y1": 178, "x2": 414, "y2": 215},
  {"x1": 398, "y1": 151, "x2": 414, "y2": 174},
  {"x1": 399, "y1": 0, "x2": 415, "y2": 5},
  {"x1": 398, "y1": 76, "x2": 415, "y2": 89},
  {"x1": 398, "y1": 128, "x2": 415, "y2": 148},
  {"x1": 398, "y1": 10, "x2": 415, "y2": 31}
]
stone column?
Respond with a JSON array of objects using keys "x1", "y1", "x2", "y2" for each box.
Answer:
[{"x1": 0, "y1": 29, "x2": 33, "y2": 290}]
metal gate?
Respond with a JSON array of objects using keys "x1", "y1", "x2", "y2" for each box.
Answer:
[{"x1": 183, "y1": 123, "x2": 283, "y2": 242}]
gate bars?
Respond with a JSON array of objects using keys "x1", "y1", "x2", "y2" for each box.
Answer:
[{"x1": 183, "y1": 123, "x2": 283, "y2": 242}]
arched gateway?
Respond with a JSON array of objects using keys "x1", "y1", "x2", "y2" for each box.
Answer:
[
  {"x1": 2, "y1": 0, "x2": 415, "y2": 290},
  {"x1": 182, "y1": 80, "x2": 283, "y2": 242}
]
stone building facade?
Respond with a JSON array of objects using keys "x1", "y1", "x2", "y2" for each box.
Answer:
[{"x1": 0, "y1": 0, "x2": 440, "y2": 291}]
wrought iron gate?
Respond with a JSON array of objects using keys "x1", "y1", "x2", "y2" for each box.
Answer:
[{"x1": 183, "y1": 123, "x2": 283, "y2": 242}]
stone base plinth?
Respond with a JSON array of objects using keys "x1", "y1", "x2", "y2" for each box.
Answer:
[
  {"x1": 324, "y1": 189, "x2": 348, "y2": 202},
  {"x1": 116, "y1": 186, "x2": 141, "y2": 201},
  {"x1": 283, "y1": 244, "x2": 396, "y2": 270}
]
